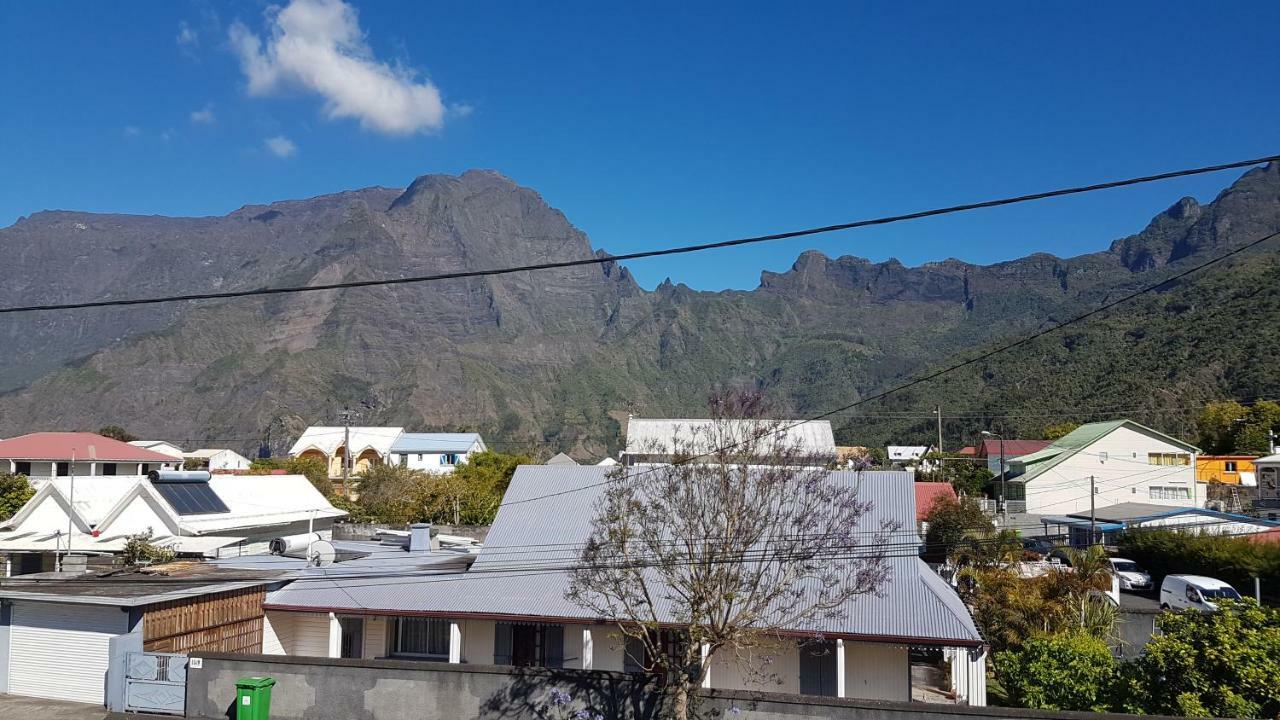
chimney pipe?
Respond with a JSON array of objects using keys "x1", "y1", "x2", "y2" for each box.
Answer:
[{"x1": 409, "y1": 523, "x2": 432, "y2": 554}]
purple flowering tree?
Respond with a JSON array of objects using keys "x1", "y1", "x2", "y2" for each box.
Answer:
[{"x1": 566, "y1": 389, "x2": 895, "y2": 720}]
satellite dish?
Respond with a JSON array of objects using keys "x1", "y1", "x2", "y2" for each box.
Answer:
[{"x1": 309, "y1": 540, "x2": 336, "y2": 567}]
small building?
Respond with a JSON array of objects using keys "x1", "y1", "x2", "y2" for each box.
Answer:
[
  {"x1": 0, "y1": 432, "x2": 181, "y2": 486},
  {"x1": 258, "y1": 466, "x2": 988, "y2": 706},
  {"x1": 288, "y1": 426, "x2": 404, "y2": 479},
  {"x1": 0, "y1": 471, "x2": 345, "y2": 573},
  {"x1": 387, "y1": 433, "x2": 486, "y2": 473},
  {"x1": 128, "y1": 440, "x2": 187, "y2": 462},
  {"x1": 1196, "y1": 455, "x2": 1257, "y2": 486},
  {"x1": 622, "y1": 418, "x2": 836, "y2": 466},
  {"x1": 1255, "y1": 453, "x2": 1280, "y2": 519},
  {"x1": 183, "y1": 448, "x2": 253, "y2": 472},
  {"x1": 1006, "y1": 420, "x2": 1200, "y2": 515},
  {"x1": 545, "y1": 452, "x2": 578, "y2": 465},
  {"x1": 0, "y1": 562, "x2": 287, "y2": 706},
  {"x1": 976, "y1": 438, "x2": 1051, "y2": 478}
]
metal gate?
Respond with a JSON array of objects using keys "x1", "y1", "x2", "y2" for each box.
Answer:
[{"x1": 124, "y1": 651, "x2": 188, "y2": 715}]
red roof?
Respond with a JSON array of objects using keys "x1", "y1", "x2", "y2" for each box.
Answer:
[
  {"x1": 978, "y1": 438, "x2": 1051, "y2": 458},
  {"x1": 915, "y1": 482, "x2": 958, "y2": 521},
  {"x1": 1248, "y1": 528, "x2": 1280, "y2": 545},
  {"x1": 957, "y1": 446, "x2": 977, "y2": 456},
  {"x1": 0, "y1": 432, "x2": 177, "y2": 462}
]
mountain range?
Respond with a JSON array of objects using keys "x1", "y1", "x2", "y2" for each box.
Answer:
[{"x1": 2, "y1": 163, "x2": 1278, "y2": 458}]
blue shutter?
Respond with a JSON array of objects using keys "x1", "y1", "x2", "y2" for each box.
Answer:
[
  {"x1": 493, "y1": 623, "x2": 513, "y2": 665},
  {"x1": 543, "y1": 625, "x2": 564, "y2": 669}
]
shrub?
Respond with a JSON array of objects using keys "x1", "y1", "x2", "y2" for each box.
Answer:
[{"x1": 995, "y1": 632, "x2": 1118, "y2": 712}]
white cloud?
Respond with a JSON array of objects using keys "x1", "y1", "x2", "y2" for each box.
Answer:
[
  {"x1": 190, "y1": 105, "x2": 215, "y2": 124},
  {"x1": 229, "y1": 0, "x2": 449, "y2": 135},
  {"x1": 123, "y1": 125, "x2": 141, "y2": 137},
  {"x1": 265, "y1": 135, "x2": 298, "y2": 157},
  {"x1": 177, "y1": 21, "x2": 198, "y2": 46}
]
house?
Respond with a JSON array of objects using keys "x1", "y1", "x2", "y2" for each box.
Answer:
[
  {"x1": 388, "y1": 433, "x2": 486, "y2": 473},
  {"x1": 975, "y1": 438, "x2": 1050, "y2": 478},
  {"x1": 0, "y1": 562, "x2": 287, "y2": 706},
  {"x1": 0, "y1": 432, "x2": 181, "y2": 486},
  {"x1": 1005, "y1": 420, "x2": 1200, "y2": 516},
  {"x1": 622, "y1": 418, "x2": 837, "y2": 465},
  {"x1": 886, "y1": 445, "x2": 936, "y2": 470},
  {"x1": 1255, "y1": 453, "x2": 1280, "y2": 518},
  {"x1": 915, "y1": 482, "x2": 958, "y2": 534},
  {"x1": 545, "y1": 452, "x2": 578, "y2": 465},
  {"x1": 1196, "y1": 455, "x2": 1257, "y2": 486},
  {"x1": 183, "y1": 448, "x2": 253, "y2": 472},
  {"x1": 1039, "y1": 501, "x2": 1279, "y2": 546},
  {"x1": 288, "y1": 426, "x2": 404, "y2": 479},
  {"x1": 257, "y1": 466, "x2": 988, "y2": 705},
  {"x1": 128, "y1": 440, "x2": 187, "y2": 462},
  {"x1": 0, "y1": 470, "x2": 345, "y2": 574}
]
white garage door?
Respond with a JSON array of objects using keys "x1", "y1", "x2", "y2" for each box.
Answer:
[{"x1": 9, "y1": 601, "x2": 127, "y2": 704}]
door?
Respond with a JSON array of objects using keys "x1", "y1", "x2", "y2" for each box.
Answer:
[
  {"x1": 799, "y1": 641, "x2": 839, "y2": 696},
  {"x1": 9, "y1": 601, "x2": 127, "y2": 703},
  {"x1": 339, "y1": 616, "x2": 364, "y2": 659}
]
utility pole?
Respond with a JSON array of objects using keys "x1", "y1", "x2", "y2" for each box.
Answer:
[
  {"x1": 982, "y1": 430, "x2": 1006, "y2": 514},
  {"x1": 935, "y1": 406, "x2": 943, "y2": 455},
  {"x1": 1089, "y1": 474, "x2": 1097, "y2": 547},
  {"x1": 338, "y1": 406, "x2": 357, "y2": 492},
  {"x1": 61, "y1": 449, "x2": 77, "y2": 572}
]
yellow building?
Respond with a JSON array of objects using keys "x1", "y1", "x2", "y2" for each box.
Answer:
[{"x1": 1196, "y1": 455, "x2": 1256, "y2": 485}]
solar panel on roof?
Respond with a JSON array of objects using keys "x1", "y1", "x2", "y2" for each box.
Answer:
[{"x1": 154, "y1": 482, "x2": 229, "y2": 515}]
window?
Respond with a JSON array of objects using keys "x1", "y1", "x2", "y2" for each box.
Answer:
[
  {"x1": 141, "y1": 464, "x2": 152, "y2": 474},
  {"x1": 390, "y1": 617, "x2": 450, "y2": 659},
  {"x1": 398, "y1": 454, "x2": 408, "y2": 467},
  {"x1": 1149, "y1": 486, "x2": 1191, "y2": 500},
  {"x1": 56, "y1": 462, "x2": 69, "y2": 477},
  {"x1": 440, "y1": 453, "x2": 459, "y2": 466},
  {"x1": 494, "y1": 623, "x2": 563, "y2": 668},
  {"x1": 1148, "y1": 453, "x2": 1190, "y2": 466},
  {"x1": 14, "y1": 461, "x2": 31, "y2": 476},
  {"x1": 1225, "y1": 461, "x2": 1238, "y2": 472},
  {"x1": 1186, "y1": 585, "x2": 1200, "y2": 603},
  {"x1": 101, "y1": 463, "x2": 117, "y2": 476},
  {"x1": 417, "y1": 453, "x2": 424, "y2": 461},
  {"x1": 622, "y1": 630, "x2": 689, "y2": 675},
  {"x1": 1098, "y1": 451, "x2": 1108, "y2": 463}
]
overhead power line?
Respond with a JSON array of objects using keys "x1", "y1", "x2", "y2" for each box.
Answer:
[{"x1": 1, "y1": 154, "x2": 1276, "y2": 316}]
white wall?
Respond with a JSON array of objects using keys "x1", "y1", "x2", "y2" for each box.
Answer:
[
  {"x1": 262, "y1": 611, "x2": 293, "y2": 654},
  {"x1": 1026, "y1": 426, "x2": 1198, "y2": 514},
  {"x1": 461, "y1": 619, "x2": 495, "y2": 664},
  {"x1": 845, "y1": 642, "x2": 909, "y2": 702},
  {"x1": 712, "y1": 641, "x2": 802, "y2": 695},
  {"x1": 390, "y1": 448, "x2": 480, "y2": 474}
]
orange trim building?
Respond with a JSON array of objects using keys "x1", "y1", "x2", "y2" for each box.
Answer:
[{"x1": 1195, "y1": 455, "x2": 1257, "y2": 485}]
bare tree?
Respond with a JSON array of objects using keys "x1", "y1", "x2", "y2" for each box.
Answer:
[{"x1": 566, "y1": 390, "x2": 895, "y2": 720}]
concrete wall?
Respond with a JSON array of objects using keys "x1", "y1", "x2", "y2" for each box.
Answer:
[{"x1": 186, "y1": 653, "x2": 1190, "y2": 720}]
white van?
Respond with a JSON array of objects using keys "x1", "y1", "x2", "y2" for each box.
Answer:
[{"x1": 1159, "y1": 574, "x2": 1242, "y2": 611}]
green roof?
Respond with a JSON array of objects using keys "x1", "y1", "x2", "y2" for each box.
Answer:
[{"x1": 1011, "y1": 419, "x2": 1199, "y2": 485}]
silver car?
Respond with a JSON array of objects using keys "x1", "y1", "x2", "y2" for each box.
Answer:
[{"x1": 1108, "y1": 557, "x2": 1152, "y2": 591}]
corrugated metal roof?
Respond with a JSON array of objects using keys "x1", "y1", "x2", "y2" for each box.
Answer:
[
  {"x1": 623, "y1": 419, "x2": 836, "y2": 457},
  {"x1": 390, "y1": 433, "x2": 485, "y2": 454},
  {"x1": 1015, "y1": 419, "x2": 1199, "y2": 484},
  {"x1": 266, "y1": 466, "x2": 981, "y2": 645},
  {"x1": 0, "y1": 432, "x2": 179, "y2": 462}
]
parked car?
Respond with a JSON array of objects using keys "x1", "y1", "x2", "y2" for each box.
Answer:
[
  {"x1": 1107, "y1": 557, "x2": 1151, "y2": 591},
  {"x1": 1159, "y1": 574, "x2": 1241, "y2": 611},
  {"x1": 1021, "y1": 537, "x2": 1054, "y2": 556}
]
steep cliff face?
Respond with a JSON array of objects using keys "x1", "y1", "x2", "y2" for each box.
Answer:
[{"x1": 1, "y1": 163, "x2": 1277, "y2": 456}]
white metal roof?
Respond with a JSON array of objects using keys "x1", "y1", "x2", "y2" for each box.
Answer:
[
  {"x1": 288, "y1": 426, "x2": 404, "y2": 457},
  {"x1": 623, "y1": 419, "x2": 836, "y2": 457},
  {"x1": 266, "y1": 466, "x2": 981, "y2": 646}
]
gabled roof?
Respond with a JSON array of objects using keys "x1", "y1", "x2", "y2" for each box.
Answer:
[
  {"x1": 288, "y1": 426, "x2": 404, "y2": 457},
  {"x1": 1012, "y1": 420, "x2": 1199, "y2": 485},
  {"x1": 184, "y1": 448, "x2": 249, "y2": 460},
  {"x1": 545, "y1": 452, "x2": 578, "y2": 465},
  {"x1": 0, "y1": 433, "x2": 179, "y2": 462},
  {"x1": 129, "y1": 440, "x2": 186, "y2": 458},
  {"x1": 389, "y1": 433, "x2": 485, "y2": 454},
  {"x1": 977, "y1": 438, "x2": 1050, "y2": 458},
  {"x1": 914, "y1": 482, "x2": 958, "y2": 521},
  {"x1": 624, "y1": 419, "x2": 836, "y2": 457},
  {"x1": 266, "y1": 466, "x2": 983, "y2": 647}
]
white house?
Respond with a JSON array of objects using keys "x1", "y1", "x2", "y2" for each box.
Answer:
[
  {"x1": 257, "y1": 466, "x2": 988, "y2": 706},
  {"x1": 387, "y1": 433, "x2": 486, "y2": 473},
  {"x1": 128, "y1": 440, "x2": 186, "y2": 462},
  {"x1": 622, "y1": 418, "x2": 837, "y2": 466},
  {"x1": 288, "y1": 426, "x2": 404, "y2": 479},
  {"x1": 1006, "y1": 419, "x2": 1200, "y2": 516},
  {"x1": 0, "y1": 432, "x2": 181, "y2": 486},
  {"x1": 183, "y1": 448, "x2": 253, "y2": 472},
  {"x1": 0, "y1": 470, "x2": 346, "y2": 574}
]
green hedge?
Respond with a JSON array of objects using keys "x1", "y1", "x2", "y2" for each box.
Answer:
[{"x1": 1117, "y1": 529, "x2": 1280, "y2": 602}]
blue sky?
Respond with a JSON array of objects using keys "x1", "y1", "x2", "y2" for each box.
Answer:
[{"x1": 1, "y1": 1, "x2": 1277, "y2": 290}]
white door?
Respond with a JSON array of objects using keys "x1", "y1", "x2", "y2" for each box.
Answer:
[{"x1": 9, "y1": 601, "x2": 127, "y2": 704}]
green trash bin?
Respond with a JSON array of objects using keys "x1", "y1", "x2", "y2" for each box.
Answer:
[{"x1": 235, "y1": 676, "x2": 276, "y2": 720}]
